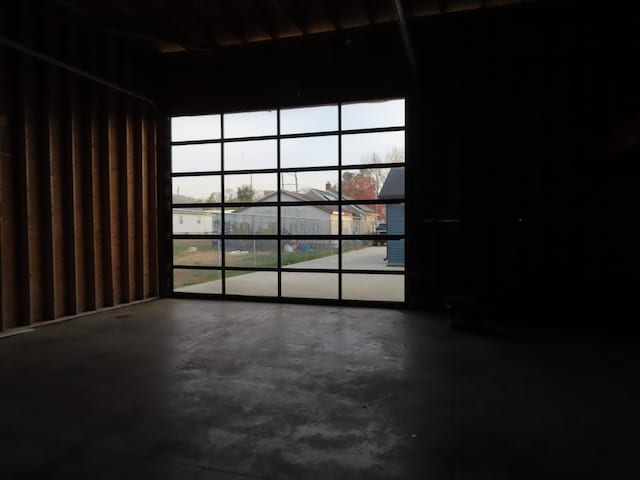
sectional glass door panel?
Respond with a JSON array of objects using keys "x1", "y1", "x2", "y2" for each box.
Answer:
[{"x1": 170, "y1": 100, "x2": 406, "y2": 303}]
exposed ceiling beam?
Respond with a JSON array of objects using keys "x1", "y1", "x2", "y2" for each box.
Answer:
[
  {"x1": 270, "y1": 0, "x2": 308, "y2": 36},
  {"x1": 400, "y1": 0, "x2": 417, "y2": 17},
  {"x1": 361, "y1": 0, "x2": 375, "y2": 25},
  {"x1": 392, "y1": 0, "x2": 417, "y2": 71},
  {"x1": 0, "y1": 34, "x2": 156, "y2": 106},
  {"x1": 141, "y1": 0, "x2": 194, "y2": 40},
  {"x1": 104, "y1": 0, "x2": 141, "y2": 19},
  {"x1": 252, "y1": 0, "x2": 278, "y2": 40},
  {"x1": 218, "y1": 0, "x2": 247, "y2": 44},
  {"x1": 185, "y1": 0, "x2": 223, "y2": 47},
  {"x1": 322, "y1": 0, "x2": 342, "y2": 30}
]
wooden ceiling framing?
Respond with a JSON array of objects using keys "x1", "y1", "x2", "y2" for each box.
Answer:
[{"x1": 42, "y1": 0, "x2": 534, "y2": 53}]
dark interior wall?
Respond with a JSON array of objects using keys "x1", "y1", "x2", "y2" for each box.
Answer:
[
  {"x1": 154, "y1": 2, "x2": 640, "y2": 322},
  {"x1": 412, "y1": 2, "x2": 640, "y2": 322},
  {"x1": 0, "y1": 2, "x2": 159, "y2": 331}
]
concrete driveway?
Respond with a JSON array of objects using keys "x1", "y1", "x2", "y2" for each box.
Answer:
[{"x1": 176, "y1": 246, "x2": 405, "y2": 301}]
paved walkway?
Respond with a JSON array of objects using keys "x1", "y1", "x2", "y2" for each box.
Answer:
[{"x1": 176, "y1": 246, "x2": 405, "y2": 301}]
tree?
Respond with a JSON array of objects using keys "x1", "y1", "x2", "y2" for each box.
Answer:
[
  {"x1": 224, "y1": 188, "x2": 236, "y2": 202},
  {"x1": 385, "y1": 146, "x2": 404, "y2": 164},
  {"x1": 206, "y1": 191, "x2": 220, "y2": 203},
  {"x1": 236, "y1": 184, "x2": 255, "y2": 202},
  {"x1": 356, "y1": 152, "x2": 386, "y2": 196},
  {"x1": 341, "y1": 171, "x2": 378, "y2": 200}
]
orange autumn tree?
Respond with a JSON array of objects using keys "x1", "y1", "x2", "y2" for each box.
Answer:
[
  {"x1": 340, "y1": 170, "x2": 386, "y2": 221},
  {"x1": 341, "y1": 171, "x2": 377, "y2": 199}
]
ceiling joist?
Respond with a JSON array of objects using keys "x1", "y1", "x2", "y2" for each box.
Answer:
[{"x1": 43, "y1": 0, "x2": 536, "y2": 53}]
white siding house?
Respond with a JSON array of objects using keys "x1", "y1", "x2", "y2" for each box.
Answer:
[
  {"x1": 172, "y1": 208, "x2": 218, "y2": 234},
  {"x1": 233, "y1": 190, "x2": 376, "y2": 236}
]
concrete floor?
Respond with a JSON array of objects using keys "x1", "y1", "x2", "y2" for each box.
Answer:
[
  {"x1": 0, "y1": 299, "x2": 637, "y2": 479},
  {"x1": 177, "y1": 246, "x2": 405, "y2": 301}
]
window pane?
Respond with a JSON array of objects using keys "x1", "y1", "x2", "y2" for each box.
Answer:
[
  {"x1": 225, "y1": 271, "x2": 278, "y2": 296},
  {"x1": 172, "y1": 144, "x2": 221, "y2": 173},
  {"x1": 340, "y1": 205, "x2": 379, "y2": 235},
  {"x1": 224, "y1": 173, "x2": 277, "y2": 203},
  {"x1": 377, "y1": 166, "x2": 404, "y2": 200},
  {"x1": 172, "y1": 176, "x2": 221, "y2": 204},
  {"x1": 173, "y1": 269, "x2": 222, "y2": 293},
  {"x1": 281, "y1": 105, "x2": 338, "y2": 134},
  {"x1": 342, "y1": 273, "x2": 404, "y2": 301},
  {"x1": 281, "y1": 136, "x2": 338, "y2": 169},
  {"x1": 280, "y1": 171, "x2": 339, "y2": 201},
  {"x1": 224, "y1": 139, "x2": 277, "y2": 171},
  {"x1": 281, "y1": 240, "x2": 338, "y2": 269},
  {"x1": 281, "y1": 205, "x2": 338, "y2": 235},
  {"x1": 282, "y1": 272, "x2": 338, "y2": 299},
  {"x1": 173, "y1": 208, "x2": 219, "y2": 234},
  {"x1": 340, "y1": 167, "x2": 403, "y2": 201},
  {"x1": 224, "y1": 240, "x2": 278, "y2": 268},
  {"x1": 341, "y1": 99, "x2": 405, "y2": 130},
  {"x1": 341, "y1": 131, "x2": 404, "y2": 166},
  {"x1": 225, "y1": 206, "x2": 277, "y2": 235},
  {"x1": 341, "y1": 240, "x2": 404, "y2": 271},
  {"x1": 171, "y1": 115, "x2": 221, "y2": 142},
  {"x1": 384, "y1": 202, "x2": 405, "y2": 235},
  {"x1": 224, "y1": 110, "x2": 277, "y2": 138},
  {"x1": 173, "y1": 239, "x2": 221, "y2": 267}
]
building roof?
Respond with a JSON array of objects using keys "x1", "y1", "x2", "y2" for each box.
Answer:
[
  {"x1": 172, "y1": 207, "x2": 216, "y2": 215},
  {"x1": 249, "y1": 189, "x2": 375, "y2": 217},
  {"x1": 379, "y1": 167, "x2": 405, "y2": 200}
]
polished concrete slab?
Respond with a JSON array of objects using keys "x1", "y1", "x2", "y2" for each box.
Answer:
[{"x1": 0, "y1": 299, "x2": 637, "y2": 479}]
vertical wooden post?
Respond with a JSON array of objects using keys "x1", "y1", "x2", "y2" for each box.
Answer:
[
  {"x1": 70, "y1": 73, "x2": 85, "y2": 314},
  {"x1": 141, "y1": 110, "x2": 151, "y2": 297},
  {"x1": 22, "y1": 56, "x2": 45, "y2": 325},
  {"x1": 75, "y1": 76, "x2": 95, "y2": 311},
  {"x1": 108, "y1": 91, "x2": 122, "y2": 306},
  {"x1": 149, "y1": 114, "x2": 161, "y2": 296},
  {"x1": 98, "y1": 87, "x2": 115, "y2": 307},
  {"x1": 133, "y1": 104, "x2": 145, "y2": 300},
  {"x1": 61, "y1": 26, "x2": 79, "y2": 316},
  {"x1": 47, "y1": 44, "x2": 66, "y2": 320},
  {"x1": 122, "y1": 97, "x2": 134, "y2": 303},
  {"x1": 0, "y1": 48, "x2": 17, "y2": 330}
]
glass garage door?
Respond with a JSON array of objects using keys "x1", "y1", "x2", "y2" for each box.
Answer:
[{"x1": 170, "y1": 99, "x2": 405, "y2": 303}]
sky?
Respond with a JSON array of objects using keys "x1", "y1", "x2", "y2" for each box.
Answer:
[{"x1": 171, "y1": 99, "x2": 405, "y2": 201}]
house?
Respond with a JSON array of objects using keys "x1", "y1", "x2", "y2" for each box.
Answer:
[
  {"x1": 172, "y1": 194, "x2": 219, "y2": 234},
  {"x1": 230, "y1": 188, "x2": 377, "y2": 238},
  {"x1": 172, "y1": 208, "x2": 218, "y2": 234},
  {"x1": 379, "y1": 167, "x2": 405, "y2": 266}
]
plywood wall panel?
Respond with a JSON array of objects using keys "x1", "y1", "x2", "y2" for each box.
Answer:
[
  {"x1": 148, "y1": 115, "x2": 159, "y2": 296},
  {"x1": 124, "y1": 99, "x2": 136, "y2": 302},
  {"x1": 48, "y1": 65, "x2": 67, "y2": 319},
  {"x1": 0, "y1": 51, "x2": 18, "y2": 331},
  {"x1": 91, "y1": 88, "x2": 107, "y2": 309},
  {"x1": 107, "y1": 93, "x2": 122, "y2": 306},
  {"x1": 133, "y1": 106, "x2": 145, "y2": 300},
  {"x1": 141, "y1": 112, "x2": 152, "y2": 298},
  {"x1": 0, "y1": 2, "x2": 159, "y2": 329},
  {"x1": 23, "y1": 58, "x2": 45, "y2": 324},
  {"x1": 71, "y1": 75, "x2": 86, "y2": 313}
]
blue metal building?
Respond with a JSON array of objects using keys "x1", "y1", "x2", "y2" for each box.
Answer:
[{"x1": 378, "y1": 167, "x2": 405, "y2": 266}]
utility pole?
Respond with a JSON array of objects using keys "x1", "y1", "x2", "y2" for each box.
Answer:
[{"x1": 281, "y1": 172, "x2": 299, "y2": 192}]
